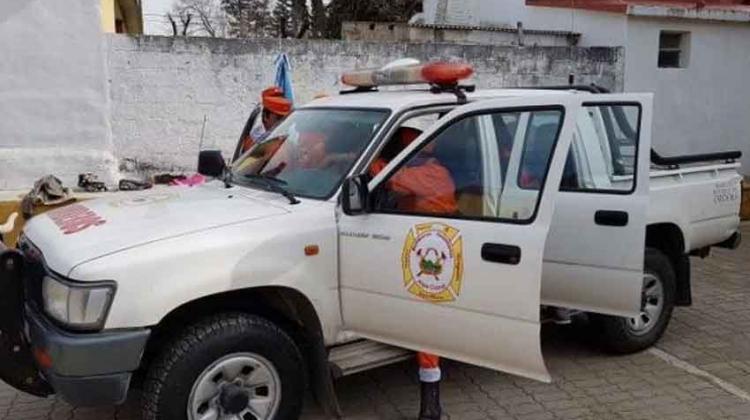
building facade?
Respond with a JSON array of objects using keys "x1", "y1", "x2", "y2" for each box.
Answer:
[
  {"x1": 101, "y1": 0, "x2": 143, "y2": 34},
  {"x1": 421, "y1": 0, "x2": 750, "y2": 173}
]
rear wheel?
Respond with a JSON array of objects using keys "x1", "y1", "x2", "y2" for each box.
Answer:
[
  {"x1": 143, "y1": 313, "x2": 305, "y2": 420},
  {"x1": 592, "y1": 248, "x2": 676, "y2": 354}
]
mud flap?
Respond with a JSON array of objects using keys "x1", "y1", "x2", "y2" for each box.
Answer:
[{"x1": 0, "y1": 250, "x2": 52, "y2": 397}]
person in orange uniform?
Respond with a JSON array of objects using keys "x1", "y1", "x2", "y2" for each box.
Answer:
[
  {"x1": 239, "y1": 87, "x2": 292, "y2": 154},
  {"x1": 371, "y1": 126, "x2": 458, "y2": 215},
  {"x1": 371, "y1": 126, "x2": 455, "y2": 420}
]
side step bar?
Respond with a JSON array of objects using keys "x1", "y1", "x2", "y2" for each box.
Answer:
[{"x1": 328, "y1": 340, "x2": 413, "y2": 378}]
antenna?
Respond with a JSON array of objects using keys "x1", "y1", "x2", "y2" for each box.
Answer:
[{"x1": 198, "y1": 114, "x2": 208, "y2": 150}]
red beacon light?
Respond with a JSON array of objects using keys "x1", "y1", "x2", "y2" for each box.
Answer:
[
  {"x1": 341, "y1": 60, "x2": 474, "y2": 88},
  {"x1": 421, "y1": 62, "x2": 474, "y2": 85}
]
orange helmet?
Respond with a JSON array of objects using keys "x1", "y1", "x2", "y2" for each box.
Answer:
[{"x1": 261, "y1": 86, "x2": 292, "y2": 116}]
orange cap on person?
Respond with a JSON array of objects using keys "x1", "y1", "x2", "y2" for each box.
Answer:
[{"x1": 262, "y1": 86, "x2": 292, "y2": 116}]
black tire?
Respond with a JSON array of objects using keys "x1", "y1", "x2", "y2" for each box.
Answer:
[
  {"x1": 142, "y1": 313, "x2": 305, "y2": 420},
  {"x1": 591, "y1": 248, "x2": 676, "y2": 354}
]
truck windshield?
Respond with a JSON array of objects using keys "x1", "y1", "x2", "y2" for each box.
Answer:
[{"x1": 231, "y1": 109, "x2": 388, "y2": 199}]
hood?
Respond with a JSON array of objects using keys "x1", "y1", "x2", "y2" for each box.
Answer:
[{"x1": 23, "y1": 183, "x2": 290, "y2": 275}]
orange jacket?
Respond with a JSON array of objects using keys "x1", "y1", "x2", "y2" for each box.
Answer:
[
  {"x1": 240, "y1": 135, "x2": 256, "y2": 154},
  {"x1": 371, "y1": 157, "x2": 457, "y2": 215}
]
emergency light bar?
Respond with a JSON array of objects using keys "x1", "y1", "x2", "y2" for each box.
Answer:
[{"x1": 341, "y1": 61, "x2": 474, "y2": 88}]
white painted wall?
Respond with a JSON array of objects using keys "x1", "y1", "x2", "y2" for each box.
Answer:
[
  {"x1": 0, "y1": 0, "x2": 117, "y2": 190},
  {"x1": 624, "y1": 17, "x2": 750, "y2": 169}
]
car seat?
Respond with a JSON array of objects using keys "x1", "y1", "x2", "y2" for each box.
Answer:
[{"x1": 520, "y1": 122, "x2": 558, "y2": 189}]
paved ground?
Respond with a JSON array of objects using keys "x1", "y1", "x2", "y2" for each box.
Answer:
[{"x1": 1, "y1": 224, "x2": 748, "y2": 419}]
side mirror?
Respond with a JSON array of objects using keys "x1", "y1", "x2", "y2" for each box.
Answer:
[
  {"x1": 198, "y1": 150, "x2": 226, "y2": 177},
  {"x1": 341, "y1": 175, "x2": 370, "y2": 215}
]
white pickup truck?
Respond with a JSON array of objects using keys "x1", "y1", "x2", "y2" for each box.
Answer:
[{"x1": 0, "y1": 67, "x2": 742, "y2": 420}]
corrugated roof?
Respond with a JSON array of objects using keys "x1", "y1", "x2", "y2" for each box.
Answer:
[{"x1": 409, "y1": 22, "x2": 580, "y2": 38}]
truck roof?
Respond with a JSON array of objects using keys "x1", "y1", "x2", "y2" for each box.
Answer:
[{"x1": 301, "y1": 88, "x2": 587, "y2": 113}]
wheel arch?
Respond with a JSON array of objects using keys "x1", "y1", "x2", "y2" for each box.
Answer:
[
  {"x1": 139, "y1": 286, "x2": 340, "y2": 416},
  {"x1": 646, "y1": 223, "x2": 691, "y2": 306}
]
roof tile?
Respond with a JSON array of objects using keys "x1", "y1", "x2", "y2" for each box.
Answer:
[{"x1": 526, "y1": 0, "x2": 750, "y2": 14}]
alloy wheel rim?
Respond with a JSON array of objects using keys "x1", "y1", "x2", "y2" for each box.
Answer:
[
  {"x1": 627, "y1": 272, "x2": 664, "y2": 336},
  {"x1": 187, "y1": 352, "x2": 281, "y2": 420}
]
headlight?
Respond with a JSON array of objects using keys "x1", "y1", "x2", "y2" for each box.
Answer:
[{"x1": 42, "y1": 275, "x2": 116, "y2": 331}]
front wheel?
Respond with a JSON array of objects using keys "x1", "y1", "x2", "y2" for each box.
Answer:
[
  {"x1": 591, "y1": 248, "x2": 676, "y2": 354},
  {"x1": 142, "y1": 313, "x2": 305, "y2": 420}
]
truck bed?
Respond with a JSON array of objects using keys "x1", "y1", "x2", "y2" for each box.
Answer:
[{"x1": 648, "y1": 161, "x2": 742, "y2": 252}]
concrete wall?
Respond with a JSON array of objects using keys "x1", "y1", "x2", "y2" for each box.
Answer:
[
  {"x1": 624, "y1": 17, "x2": 750, "y2": 169},
  {"x1": 108, "y1": 35, "x2": 624, "y2": 175},
  {"x1": 0, "y1": 0, "x2": 116, "y2": 191}
]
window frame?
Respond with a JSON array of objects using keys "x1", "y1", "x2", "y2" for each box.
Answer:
[
  {"x1": 559, "y1": 101, "x2": 642, "y2": 196},
  {"x1": 369, "y1": 105, "x2": 566, "y2": 225}
]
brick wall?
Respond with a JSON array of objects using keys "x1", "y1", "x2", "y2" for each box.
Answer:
[{"x1": 107, "y1": 35, "x2": 624, "y2": 176}]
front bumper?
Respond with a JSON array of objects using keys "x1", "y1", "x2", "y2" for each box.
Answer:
[
  {"x1": 0, "y1": 248, "x2": 150, "y2": 406},
  {"x1": 24, "y1": 305, "x2": 150, "y2": 406}
]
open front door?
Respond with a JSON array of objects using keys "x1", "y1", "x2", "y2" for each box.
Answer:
[{"x1": 338, "y1": 96, "x2": 578, "y2": 382}]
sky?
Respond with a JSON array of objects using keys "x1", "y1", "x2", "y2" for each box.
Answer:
[
  {"x1": 140, "y1": 0, "x2": 323, "y2": 35},
  {"x1": 142, "y1": 0, "x2": 177, "y2": 35}
]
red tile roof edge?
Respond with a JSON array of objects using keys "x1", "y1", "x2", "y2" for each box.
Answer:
[
  {"x1": 526, "y1": 0, "x2": 750, "y2": 14},
  {"x1": 527, "y1": 0, "x2": 628, "y2": 13}
]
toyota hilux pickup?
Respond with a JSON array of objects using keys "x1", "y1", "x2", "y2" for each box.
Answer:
[{"x1": 0, "y1": 62, "x2": 742, "y2": 420}]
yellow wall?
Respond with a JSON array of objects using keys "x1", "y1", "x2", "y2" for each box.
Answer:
[
  {"x1": 101, "y1": 0, "x2": 142, "y2": 34},
  {"x1": 101, "y1": 0, "x2": 116, "y2": 33}
]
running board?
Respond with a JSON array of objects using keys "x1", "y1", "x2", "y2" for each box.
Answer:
[{"x1": 328, "y1": 340, "x2": 413, "y2": 378}]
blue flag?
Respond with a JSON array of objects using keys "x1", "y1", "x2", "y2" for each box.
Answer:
[{"x1": 274, "y1": 53, "x2": 294, "y2": 104}]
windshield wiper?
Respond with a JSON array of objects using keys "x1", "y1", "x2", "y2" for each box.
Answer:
[{"x1": 244, "y1": 174, "x2": 300, "y2": 205}]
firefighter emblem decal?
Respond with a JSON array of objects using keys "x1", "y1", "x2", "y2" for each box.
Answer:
[{"x1": 402, "y1": 222, "x2": 463, "y2": 302}]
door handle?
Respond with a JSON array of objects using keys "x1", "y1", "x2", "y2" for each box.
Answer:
[
  {"x1": 595, "y1": 210, "x2": 629, "y2": 227},
  {"x1": 481, "y1": 243, "x2": 521, "y2": 265}
]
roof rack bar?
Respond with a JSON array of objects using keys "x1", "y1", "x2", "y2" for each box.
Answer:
[{"x1": 519, "y1": 84, "x2": 611, "y2": 94}]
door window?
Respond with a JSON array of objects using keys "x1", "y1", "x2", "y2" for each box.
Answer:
[
  {"x1": 372, "y1": 108, "x2": 564, "y2": 222},
  {"x1": 561, "y1": 104, "x2": 641, "y2": 193},
  {"x1": 369, "y1": 113, "x2": 442, "y2": 178}
]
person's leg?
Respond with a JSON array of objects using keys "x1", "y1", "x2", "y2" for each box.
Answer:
[{"x1": 417, "y1": 352, "x2": 441, "y2": 420}]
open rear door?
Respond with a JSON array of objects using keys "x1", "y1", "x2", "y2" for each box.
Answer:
[
  {"x1": 338, "y1": 95, "x2": 579, "y2": 381},
  {"x1": 542, "y1": 94, "x2": 653, "y2": 318}
]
